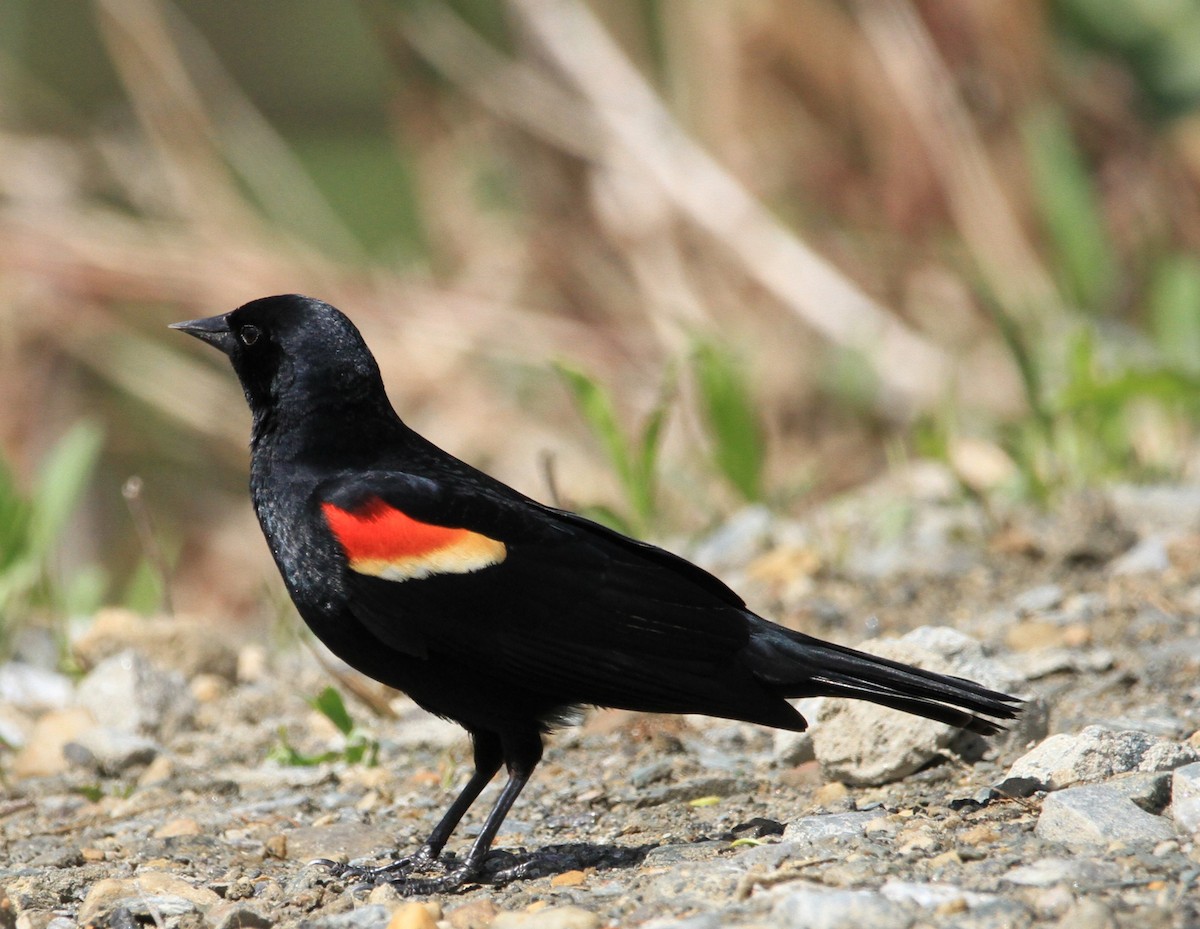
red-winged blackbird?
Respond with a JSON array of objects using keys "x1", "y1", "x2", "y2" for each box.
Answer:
[{"x1": 172, "y1": 294, "x2": 1020, "y2": 893}]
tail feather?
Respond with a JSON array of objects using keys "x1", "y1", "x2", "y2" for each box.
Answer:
[{"x1": 746, "y1": 626, "x2": 1022, "y2": 735}]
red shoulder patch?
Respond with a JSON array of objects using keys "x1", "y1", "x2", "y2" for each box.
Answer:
[{"x1": 321, "y1": 497, "x2": 506, "y2": 581}]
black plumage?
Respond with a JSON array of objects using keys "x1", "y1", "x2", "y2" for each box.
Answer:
[{"x1": 172, "y1": 294, "x2": 1020, "y2": 893}]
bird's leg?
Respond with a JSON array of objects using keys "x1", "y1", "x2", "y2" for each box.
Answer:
[
  {"x1": 313, "y1": 732, "x2": 502, "y2": 883},
  {"x1": 389, "y1": 730, "x2": 543, "y2": 895}
]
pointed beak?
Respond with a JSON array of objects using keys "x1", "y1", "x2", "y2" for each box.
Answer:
[{"x1": 169, "y1": 314, "x2": 236, "y2": 355}]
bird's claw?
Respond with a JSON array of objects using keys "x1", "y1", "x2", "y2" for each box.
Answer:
[{"x1": 309, "y1": 849, "x2": 473, "y2": 891}]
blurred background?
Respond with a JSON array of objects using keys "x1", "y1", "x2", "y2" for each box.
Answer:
[{"x1": 3, "y1": 0, "x2": 1200, "y2": 648}]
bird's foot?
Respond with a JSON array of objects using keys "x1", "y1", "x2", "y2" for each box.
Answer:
[{"x1": 309, "y1": 846, "x2": 451, "y2": 887}]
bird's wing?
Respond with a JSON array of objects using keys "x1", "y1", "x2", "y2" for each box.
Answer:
[{"x1": 316, "y1": 471, "x2": 758, "y2": 712}]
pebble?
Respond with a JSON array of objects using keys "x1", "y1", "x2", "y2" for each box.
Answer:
[
  {"x1": 1054, "y1": 898, "x2": 1117, "y2": 929},
  {"x1": 74, "y1": 650, "x2": 195, "y2": 737},
  {"x1": 386, "y1": 902, "x2": 439, "y2": 929},
  {"x1": 0, "y1": 661, "x2": 73, "y2": 712},
  {"x1": 1108, "y1": 483, "x2": 1200, "y2": 535},
  {"x1": 207, "y1": 901, "x2": 273, "y2": 929},
  {"x1": 77, "y1": 872, "x2": 220, "y2": 926},
  {"x1": 491, "y1": 905, "x2": 601, "y2": 929},
  {"x1": 783, "y1": 810, "x2": 879, "y2": 843},
  {"x1": 1012, "y1": 583, "x2": 1064, "y2": 615},
  {"x1": 297, "y1": 905, "x2": 392, "y2": 929},
  {"x1": 72, "y1": 608, "x2": 241, "y2": 679},
  {"x1": 1006, "y1": 726, "x2": 1198, "y2": 789},
  {"x1": 771, "y1": 882, "x2": 916, "y2": 929},
  {"x1": 1001, "y1": 857, "x2": 1121, "y2": 887},
  {"x1": 446, "y1": 899, "x2": 500, "y2": 929},
  {"x1": 1035, "y1": 782, "x2": 1175, "y2": 847},
  {"x1": 1110, "y1": 535, "x2": 1171, "y2": 574},
  {"x1": 281, "y1": 821, "x2": 397, "y2": 863},
  {"x1": 63, "y1": 727, "x2": 160, "y2": 775},
  {"x1": 1170, "y1": 762, "x2": 1200, "y2": 833},
  {"x1": 10, "y1": 706, "x2": 95, "y2": 777}
]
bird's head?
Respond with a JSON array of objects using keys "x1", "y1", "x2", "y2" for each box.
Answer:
[{"x1": 170, "y1": 294, "x2": 388, "y2": 424}]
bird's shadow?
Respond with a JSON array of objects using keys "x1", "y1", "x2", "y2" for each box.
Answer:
[{"x1": 475, "y1": 840, "x2": 657, "y2": 885}]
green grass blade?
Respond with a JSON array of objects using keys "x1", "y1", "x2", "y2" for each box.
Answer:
[
  {"x1": 691, "y1": 340, "x2": 765, "y2": 501},
  {"x1": 310, "y1": 686, "x2": 355, "y2": 736},
  {"x1": 29, "y1": 421, "x2": 104, "y2": 560},
  {"x1": 1022, "y1": 105, "x2": 1116, "y2": 313}
]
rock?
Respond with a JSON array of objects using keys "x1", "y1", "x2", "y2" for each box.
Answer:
[
  {"x1": 72, "y1": 608, "x2": 240, "y2": 679},
  {"x1": 206, "y1": 901, "x2": 273, "y2": 929},
  {"x1": 774, "y1": 697, "x2": 823, "y2": 765},
  {"x1": 1017, "y1": 648, "x2": 1116, "y2": 680},
  {"x1": 1002, "y1": 857, "x2": 1121, "y2": 887},
  {"x1": 812, "y1": 627, "x2": 1019, "y2": 785},
  {"x1": 1170, "y1": 762, "x2": 1200, "y2": 833},
  {"x1": 689, "y1": 505, "x2": 774, "y2": 573},
  {"x1": 1038, "y1": 492, "x2": 1135, "y2": 564},
  {"x1": 771, "y1": 882, "x2": 915, "y2": 929},
  {"x1": 491, "y1": 905, "x2": 601, "y2": 929},
  {"x1": 1110, "y1": 535, "x2": 1171, "y2": 575},
  {"x1": 1054, "y1": 899, "x2": 1117, "y2": 929},
  {"x1": 879, "y1": 880, "x2": 994, "y2": 910},
  {"x1": 63, "y1": 727, "x2": 160, "y2": 775},
  {"x1": 78, "y1": 872, "x2": 220, "y2": 926},
  {"x1": 282, "y1": 821, "x2": 396, "y2": 863},
  {"x1": 11, "y1": 707, "x2": 95, "y2": 778},
  {"x1": 1109, "y1": 484, "x2": 1200, "y2": 535},
  {"x1": 1035, "y1": 783, "x2": 1175, "y2": 847},
  {"x1": 783, "y1": 810, "x2": 878, "y2": 843},
  {"x1": 0, "y1": 703, "x2": 32, "y2": 749},
  {"x1": 74, "y1": 651, "x2": 195, "y2": 737},
  {"x1": 0, "y1": 661, "x2": 73, "y2": 712},
  {"x1": 297, "y1": 905, "x2": 391, "y2": 929},
  {"x1": 386, "y1": 903, "x2": 439, "y2": 929},
  {"x1": 1012, "y1": 584, "x2": 1063, "y2": 615},
  {"x1": 1006, "y1": 726, "x2": 1198, "y2": 789},
  {"x1": 445, "y1": 899, "x2": 501, "y2": 929}
]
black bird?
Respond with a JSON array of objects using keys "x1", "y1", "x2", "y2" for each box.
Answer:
[{"x1": 171, "y1": 294, "x2": 1020, "y2": 893}]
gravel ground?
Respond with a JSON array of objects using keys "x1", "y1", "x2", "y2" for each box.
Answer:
[{"x1": 4, "y1": 467, "x2": 1200, "y2": 928}]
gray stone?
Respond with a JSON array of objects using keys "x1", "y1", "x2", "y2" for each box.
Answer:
[
  {"x1": 1017, "y1": 648, "x2": 1115, "y2": 680},
  {"x1": 1110, "y1": 535, "x2": 1171, "y2": 575},
  {"x1": 1035, "y1": 783, "x2": 1175, "y2": 847},
  {"x1": 78, "y1": 873, "x2": 220, "y2": 927},
  {"x1": 1170, "y1": 761, "x2": 1200, "y2": 833},
  {"x1": 774, "y1": 697, "x2": 823, "y2": 765},
  {"x1": 205, "y1": 901, "x2": 273, "y2": 929},
  {"x1": 1054, "y1": 899, "x2": 1117, "y2": 929},
  {"x1": 1006, "y1": 726, "x2": 1198, "y2": 789},
  {"x1": 771, "y1": 882, "x2": 915, "y2": 929},
  {"x1": 63, "y1": 727, "x2": 161, "y2": 774},
  {"x1": 689, "y1": 505, "x2": 774, "y2": 572},
  {"x1": 1002, "y1": 857, "x2": 1122, "y2": 887},
  {"x1": 1109, "y1": 484, "x2": 1200, "y2": 535},
  {"x1": 297, "y1": 905, "x2": 391, "y2": 929},
  {"x1": 491, "y1": 905, "x2": 602, "y2": 929},
  {"x1": 783, "y1": 810, "x2": 879, "y2": 843},
  {"x1": 1012, "y1": 584, "x2": 1063, "y2": 615},
  {"x1": 813, "y1": 627, "x2": 1020, "y2": 785},
  {"x1": 0, "y1": 661, "x2": 73, "y2": 712},
  {"x1": 879, "y1": 880, "x2": 995, "y2": 909},
  {"x1": 74, "y1": 650, "x2": 194, "y2": 737}
]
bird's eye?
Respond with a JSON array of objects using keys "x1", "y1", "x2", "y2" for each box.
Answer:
[{"x1": 240, "y1": 325, "x2": 261, "y2": 346}]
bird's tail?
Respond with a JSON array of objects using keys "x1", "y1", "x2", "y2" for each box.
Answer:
[{"x1": 746, "y1": 625, "x2": 1022, "y2": 735}]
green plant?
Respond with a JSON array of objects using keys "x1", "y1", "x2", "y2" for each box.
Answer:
[
  {"x1": 555, "y1": 361, "x2": 672, "y2": 534},
  {"x1": 982, "y1": 310, "x2": 1200, "y2": 498},
  {"x1": 690, "y1": 339, "x2": 767, "y2": 503},
  {"x1": 0, "y1": 421, "x2": 106, "y2": 656},
  {"x1": 269, "y1": 686, "x2": 380, "y2": 767}
]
